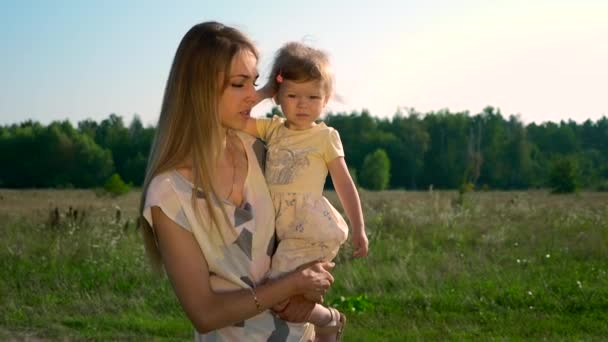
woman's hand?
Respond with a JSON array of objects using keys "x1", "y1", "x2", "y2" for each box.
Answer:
[
  {"x1": 290, "y1": 261, "x2": 334, "y2": 302},
  {"x1": 276, "y1": 295, "x2": 316, "y2": 323}
]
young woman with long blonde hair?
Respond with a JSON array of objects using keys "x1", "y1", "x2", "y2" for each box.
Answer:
[{"x1": 139, "y1": 22, "x2": 334, "y2": 341}]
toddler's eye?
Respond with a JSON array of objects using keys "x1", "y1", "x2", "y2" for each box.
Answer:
[
  {"x1": 310, "y1": 95, "x2": 321, "y2": 100},
  {"x1": 287, "y1": 94, "x2": 296, "y2": 98}
]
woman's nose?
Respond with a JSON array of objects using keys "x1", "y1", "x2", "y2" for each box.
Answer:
[{"x1": 245, "y1": 84, "x2": 257, "y2": 104}]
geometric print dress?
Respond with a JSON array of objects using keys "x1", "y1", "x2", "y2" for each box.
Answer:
[{"x1": 143, "y1": 131, "x2": 314, "y2": 341}]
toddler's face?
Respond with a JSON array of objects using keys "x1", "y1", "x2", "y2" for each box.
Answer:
[{"x1": 276, "y1": 79, "x2": 328, "y2": 130}]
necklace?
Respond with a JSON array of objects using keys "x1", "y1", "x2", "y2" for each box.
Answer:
[{"x1": 225, "y1": 135, "x2": 237, "y2": 201}]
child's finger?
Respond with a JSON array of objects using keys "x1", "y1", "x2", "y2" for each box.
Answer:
[{"x1": 353, "y1": 246, "x2": 368, "y2": 257}]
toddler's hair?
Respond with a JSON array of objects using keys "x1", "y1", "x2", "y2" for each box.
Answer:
[{"x1": 269, "y1": 42, "x2": 333, "y2": 97}]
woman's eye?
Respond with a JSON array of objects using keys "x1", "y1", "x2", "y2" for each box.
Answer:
[
  {"x1": 231, "y1": 83, "x2": 244, "y2": 88},
  {"x1": 287, "y1": 94, "x2": 296, "y2": 98}
]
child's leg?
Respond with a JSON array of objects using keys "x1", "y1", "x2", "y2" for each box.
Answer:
[
  {"x1": 307, "y1": 304, "x2": 332, "y2": 326},
  {"x1": 310, "y1": 304, "x2": 347, "y2": 342},
  {"x1": 308, "y1": 304, "x2": 340, "y2": 342}
]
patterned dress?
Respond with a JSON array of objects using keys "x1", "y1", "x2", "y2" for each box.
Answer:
[
  {"x1": 256, "y1": 116, "x2": 349, "y2": 278},
  {"x1": 143, "y1": 132, "x2": 314, "y2": 341}
]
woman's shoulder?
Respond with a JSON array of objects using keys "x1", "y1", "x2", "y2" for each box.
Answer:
[
  {"x1": 147, "y1": 170, "x2": 192, "y2": 197},
  {"x1": 143, "y1": 170, "x2": 193, "y2": 231}
]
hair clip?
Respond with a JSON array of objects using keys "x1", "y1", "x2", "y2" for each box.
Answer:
[{"x1": 276, "y1": 70, "x2": 283, "y2": 84}]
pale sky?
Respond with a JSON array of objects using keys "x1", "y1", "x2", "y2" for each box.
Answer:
[{"x1": 1, "y1": 0, "x2": 606, "y2": 126}]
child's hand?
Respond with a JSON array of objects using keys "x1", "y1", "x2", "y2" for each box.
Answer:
[
  {"x1": 255, "y1": 83, "x2": 276, "y2": 104},
  {"x1": 352, "y1": 230, "x2": 369, "y2": 257}
]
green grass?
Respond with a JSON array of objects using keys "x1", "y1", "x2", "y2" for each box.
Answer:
[{"x1": 1, "y1": 189, "x2": 607, "y2": 340}]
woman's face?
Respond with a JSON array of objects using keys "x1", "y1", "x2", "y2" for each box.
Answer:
[{"x1": 218, "y1": 50, "x2": 259, "y2": 131}]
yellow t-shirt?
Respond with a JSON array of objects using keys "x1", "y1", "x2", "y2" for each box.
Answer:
[{"x1": 256, "y1": 115, "x2": 345, "y2": 196}]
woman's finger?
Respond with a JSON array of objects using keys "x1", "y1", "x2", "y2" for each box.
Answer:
[
  {"x1": 296, "y1": 260, "x2": 321, "y2": 271},
  {"x1": 321, "y1": 261, "x2": 335, "y2": 271},
  {"x1": 324, "y1": 271, "x2": 334, "y2": 285}
]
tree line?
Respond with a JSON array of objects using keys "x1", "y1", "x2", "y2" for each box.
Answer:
[{"x1": 1, "y1": 106, "x2": 607, "y2": 191}]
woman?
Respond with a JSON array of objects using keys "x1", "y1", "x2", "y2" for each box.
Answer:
[{"x1": 139, "y1": 22, "x2": 334, "y2": 341}]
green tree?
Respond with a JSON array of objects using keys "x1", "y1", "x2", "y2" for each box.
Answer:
[
  {"x1": 104, "y1": 173, "x2": 131, "y2": 196},
  {"x1": 549, "y1": 157, "x2": 578, "y2": 193},
  {"x1": 71, "y1": 133, "x2": 114, "y2": 187},
  {"x1": 389, "y1": 110, "x2": 429, "y2": 189},
  {"x1": 422, "y1": 110, "x2": 470, "y2": 188},
  {"x1": 360, "y1": 149, "x2": 391, "y2": 190}
]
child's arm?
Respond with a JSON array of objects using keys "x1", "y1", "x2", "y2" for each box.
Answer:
[
  {"x1": 255, "y1": 82, "x2": 275, "y2": 106},
  {"x1": 327, "y1": 157, "x2": 368, "y2": 257},
  {"x1": 241, "y1": 84, "x2": 277, "y2": 138},
  {"x1": 242, "y1": 118, "x2": 260, "y2": 138}
]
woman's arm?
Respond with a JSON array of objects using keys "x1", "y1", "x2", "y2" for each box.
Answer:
[
  {"x1": 151, "y1": 207, "x2": 334, "y2": 333},
  {"x1": 327, "y1": 157, "x2": 369, "y2": 257}
]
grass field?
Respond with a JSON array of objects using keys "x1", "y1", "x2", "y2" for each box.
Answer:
[{"x1": 1, "y1": 189, "x2": 607, "y2": 340}]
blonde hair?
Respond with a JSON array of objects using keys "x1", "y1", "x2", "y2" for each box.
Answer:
[
  {"x1": 268, "y1": 42, "x2": 333, "y2": 97},
  {"x1": 139, "y1": 21, "x2": 258, "y2": 271}
]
